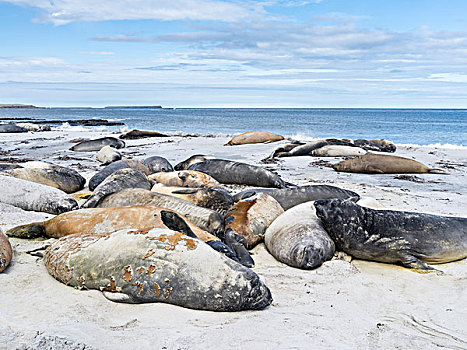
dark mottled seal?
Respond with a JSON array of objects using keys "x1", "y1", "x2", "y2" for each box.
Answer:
[
  {"x1": 189, "y1": 159, "x2": 286, "y2": 188},
  {"x1": 274, "y1": 138, "x2": 354, "y2": 158},
  {"x1": 264, "y1": 202, "x2": 335, "y2": 269},
  {"x1": 119, "y1": 129, "x2": 168, "y2": 139},
  {"x1": 174, "y1": 155, "x2": 215, "y2": 171},
  {"x1": 44, "y1": 228, "x2": 272, "y2": 311},
  {"x1": 70, "y1": 137, "x2": 125, "y2": 152},
  {"x1": 0, "y1": 230, "x2": 12, "y2": 273},
  {"x1": 234, "y1": 185, "x2": 360, "y2": 210},
  {"x1": 0, "y1": 123, "x2": 27, "y2": 133},
  {"x1": 314, "y1": 199, "x2": 467, "y2": 272}
]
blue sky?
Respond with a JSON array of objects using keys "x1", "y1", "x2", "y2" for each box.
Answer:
[{"x1": 1, "y1": 0, "x2": 467, "y2": 107}]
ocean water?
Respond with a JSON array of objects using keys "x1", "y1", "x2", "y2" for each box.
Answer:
[{"x1": 1, "y1": 108, "x2": 466, "y2": 146}]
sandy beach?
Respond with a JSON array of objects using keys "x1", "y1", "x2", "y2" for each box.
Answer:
[{"x1": 0, "y1": 129, "x2": 466, "y2": 350}]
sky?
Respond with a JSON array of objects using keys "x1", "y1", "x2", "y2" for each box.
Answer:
[{"x1": 1, "y1": 0, "x2": 467, "y2": 107}]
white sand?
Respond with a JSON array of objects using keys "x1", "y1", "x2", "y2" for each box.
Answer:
[{"x1": 0, "y1": 130, "x2": 466, "y2": 349}]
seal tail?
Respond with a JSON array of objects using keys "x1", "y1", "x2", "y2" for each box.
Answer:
[
  {"x1": 428, "y1": 168, "x2": 449, "y2": 175},
  {"x1": 6, "y1": 223, "x2": 46, "y2": 239}
]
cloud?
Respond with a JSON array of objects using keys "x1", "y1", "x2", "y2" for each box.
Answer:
[{"x1": 80, "y1": 51, "x2": 115, "y2": 55}]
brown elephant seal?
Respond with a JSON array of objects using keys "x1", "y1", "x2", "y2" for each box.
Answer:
[
  {"x1": 96, "y1": 145, "x2": 122, "y2": 165},
  {"x1": 0, "y1": 175, "x2": 78, "y2": 214},
  {"x1": 96, "y1": 188, "x2": 224, "y2": 236},
  {"x1": 44, "y1": 228, "x2": 272, "y2": 311},
  {"x1": 333, "y1": 154, "x2": 446, "y2": 174},
  {"x1": 0, "y1": 161, "x2": 85, "y2": 193},
  {"x1": 314, "y1": 199, "x2": 467, "y2": 272},
  {"x1": 264, "y1": 202, "x2": 335, "y2": 269},
  {"x1": 148, "y1": 170, "x2": 221, "y2": 188},
  {"x1": 151, "y1": 184, "x2": 234, "y2": 214},
  {"x1": 174, "y1": 155, "x2": 215, "y2": 170},
  {"x1": 70, "y1": 137, "x2": 125, "y2": 151},
  {"x1": 311, "y1": 145, "x2": 367, "y2": 157},
  {"x1": 0, "y1": 230, "x2": 12, "y2": 273},
  {"x1": 189, "y1": 159, "x2": 287, "y2": 188},
  {"x1": 82, "y1": 168, "x2": 151, "y2": 208},
  {"x1": 225, "y1": 193, "x2": 284, "y2": 249},
  {"x1": 225, "y1": 131, "x2": 284, "y2": 146},
  {"x1": 119, "y1": 129, "x2": 168, "y2": 139}
]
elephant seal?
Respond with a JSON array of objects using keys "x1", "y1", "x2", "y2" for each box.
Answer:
[
  {"x1": 0, "y1": 175, "x2": 78, "y2": 214},
  {"x1": 311, "y1": 145, "x2": 367, "y2": 157},
  {"x1": 1, "y1": 161, "x2": 85, "y2": 193},
  {"x1": 225, "y1": 131, "x2": 284, "y2": 146},
  {"x1": 44, "y1": 228, "x2": 272, "y2": 311},
  {"x1": 353, "y1": 139, "x2": 396, "y2": 153},
  {"x1": 82, "y1": 168, "x2": 151, "y2": 208},
  {"x1": 314, "y1": 199, "x2": 467, "y2": 272},
  {"x1": 16, "y1": 123, "x2": 51, "y2": 131},
  {"x1": 333, "y1": 154, "x2": 446, "y2": 174},
  {"x1": 143, "y1": 156, "x2": 174, "y2": 173},
  {"x1": 149, "y1": 170, "x2": 221, "y2": 188},
  {"x1": 120, "y1": 129, "x2": 168, "y2": 139},
  {"x1": 189, "y1": 159, "x2": 286, "y2": 188},
  {"x1": 274, "y1": 139, "x2": 354, "y2": 158},
  {"x1": 0, "y1": 230, "x2": 12, "y2": 273},
  {"x1": 151, "y1": 184, "x2": 234, "y2": 214},
  {"x1": 70, "y1": 137, "x2": 125, "y2": 151},
  {"x1": 264, "y1": 202, "x2": 335, "y2": 269},
  {"x1": 96, "y1": 146, "x2": 122, "y2": 165},
  {"x1": 234, "y1": 185, "x2": 360, "y2": 210},
  {"x1": 97, "y1": 188, "x2": 224, "y2": 236},
  {"x1": 225, "y1": 193, "x2": 284, "y2": 249},
  {"x1": 174, "y1": 155, "x2": 215, "y2": 171},
  {"x1": 0, "y1": 123, "x2": 27, "y2": 133}
]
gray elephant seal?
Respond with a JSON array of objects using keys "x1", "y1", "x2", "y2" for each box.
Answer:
[
  {"x1": 174, "y1": 155, "x2": 215, "y2": 170},
  {"x1": 96, "y1": 146, "x2": 122, "y2": 165},
  {"x1": 70, "y1": 137, "x2": 125, "y2": 152},
  {"x1": 333, "y1": 154, "x2": 446, "y2": 174},
  {"x1": 82, "y1": 168, "x2": 151, "y2": 208},
  {"x1": 0, "y1": 230, "x2": 12, "y2": 273},
  {"x1": 44, "y1": 228, "x2": 272, "y2": 311},
  {"x1": 234, "y1": 185, "x2": 360, "y2": 210},
  {"x1": 0, "y1": 175, "x2": 78, "y2": 214},
  {"x1": 97, "y1": 188, "x2": 224, "y2": 236},
  {"x1": 1, "y1": 161, "x2": 85, "y2": 193},
  {"x1": 16, "y1": 123, "x2": 51, "y2": 131},
  {"x1": 189, "y1": 159, "x2": 286, "y2": 188},
  {"x1": 314, "y1": 199, "x2": 467, "y2": 272},
  {"x1": 0, "y1": 123, "x2": 27, "y2": 133},
  {"x1": 354, "y1": 139, "x2": 396, "y2": 153},
  {"x1": 264, "y1": 202, "x2": 335, "y2": 269},
  {"x1": 311, "y1": 145, "x2": 367, "y2": 157},
  {"x1": 274, "y1": 139, "x2": 354, "y2": 158},
  {"x1": 120, "y1": 129, "x2": 168, "y2": 139},
  {"x1": 151, "y1": 184, "x2": 234, "y2": 214}
]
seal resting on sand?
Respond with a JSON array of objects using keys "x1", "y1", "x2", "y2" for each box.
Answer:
[
  {"x1": 174, "y1": 155, "x2": 215, "y2": 170},
  {"x1": 189, "y1": 159, "x2": 286, "y2": 188},
  {"x1": 314, "y1": 199, "x2": 467, "y2": 272},
  {"x1": 264, "y1": 202, "x2": 335, "y2": 269},
  {"x1": 44, "y1": 228, "x2": 272, "y2": 311},
  {"x1": 96, "y1": 145, "x2": 122, "y2": 165},
  {"x1": 148, "y1": 170, "x2": 221, "y2": 188},
  {"x1": 119, "y1": 129, "x2": 168, "y2": 139},
  {"x1": 333, "y1": 154, "x2": 446, "y2": 174},
  {"x1": 311, "y1": 145, "x2": 367, "y2": 157},
  {"x1": 0, "y1": 175, "x2": 78, "y2": 214},
  {"x1": 70, "y1": 137, "x2": 125, "y2": 152},
  {"x1": 0, "y1": 230, "x2": 12, "y2": 273},
  {"x1": 225, "y1": 131, "x2": 284, "y2": 146}
]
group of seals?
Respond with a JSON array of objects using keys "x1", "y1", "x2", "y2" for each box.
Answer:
[{"x1": 0, "y1": 230, "x2": 12, "y2": 273}]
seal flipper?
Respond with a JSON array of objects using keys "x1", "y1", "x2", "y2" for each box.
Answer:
[
  {"x1": 225, "y1": 228, "x2": 255, "y2": 268},
  {"x1": 160, "y1": 210, "x2": 198, "y2": 238},
  {"x1": 6, "y1": 223, "x2": 46, "y2": 239},
  {"x1": 102, "y1": 291, "x2": 136, "y2": 303},
  {"x1": 366, "y1": 166, "x2": 385, "y2": 174},
  {"x1": 399, "y1": 253, "x2": 441, "y2": 274},
  {"x1": 206, "y1": 240, "x2": 240, "y2": 263},
  {"x1": 428, "y1": 168, "x2": 449, "y2": 175}
]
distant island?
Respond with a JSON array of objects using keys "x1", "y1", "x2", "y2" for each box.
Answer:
[
  {"x1": 0, "y1": 104, "x2": 39, "y2": 108},
  {"x1": 104, "y1": 105, "x2": 162, "y2": 109}
]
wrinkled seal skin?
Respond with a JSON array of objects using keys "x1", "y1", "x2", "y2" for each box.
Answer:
[
  {"x1": 0, "y1": 230, "x2": 13, "y2": 273},
  {"x1": 0, "y1": 123, "x2": 27, "y2": 133},
  {"x1": 225, "y1": 193, "x2": 284, "y2": 249},
  {"x1": 234, "y1": 185, "x2": 360, "y2": 210},
  {"x1": 311, "y1": 145, "x2": 367, "y2": 157},
  {"x1": 264, "y1": 202, "x2": 334, "y2": 269},
  {"x1": 1, "y1": 162, "x2": 85, "y2": 194},
  {"x1": 225, "y1": 131, "x2": 284, "y2": 146},
  {"x1": 70, "y1": 137, "x2": 125, "y2": 152},
  {"x1": 151, "y1": 184, "x2": 234, "y2": 214},
  {"x1": 333, "y1": 154, "x2": 445, "y2": 174},
  {"x1": 82, "y1": 168, "x2": 151, "y2": 208},
  {"x1": 174, "y1": 155, "x2": 215, "y2": 171},
  {"x1": 149, "y1": 170, "x2": 220, "y2": 188},
  {"x1": 314, "y1": 199, "x2": 467, "y2": 272},
  {"x1": 97, "y1": 188, "x2": 225, "y2": 236},
  {"x1": 189, "y1": 159, "x2": 286, "y2": 188},
  {"x1": 96, "y1": 146, "x2": 122, "y2": 165},
  {"x1": 0, "y1": 175, "x2": 78, "y2": 214},
  {"x1": 120, "y1": 129, "x2": 168, "y2": 139},
  {"x1": 44, "y1": 228, "x2": 272, "y2": 311}
]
